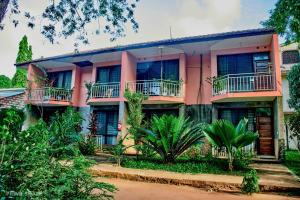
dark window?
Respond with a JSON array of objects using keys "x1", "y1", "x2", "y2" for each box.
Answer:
[
  {"x1": 96, "y1": 65, "x2": 121, "y2": 83},
  {"x1": 137, "y1": 59, "x2": 179, "y2": 81},
  {"x1": 282, "y1": 50, "x2": 300, "y2": 64},
  {"x1": 95, "y1": 110, "x2": 118, "y2": 145},
  {"x1": 48, "y1": 70, "x2": 72, "y2": 89},
  {"x1": 217, "y1": 52, "x2": 270, "y2": 76}
]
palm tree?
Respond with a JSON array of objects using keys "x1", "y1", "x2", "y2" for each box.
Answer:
[
  {"x1": 138, "y1": 115, "x2": 206, "y2": 163},
  {"x1": 203, "y1": 118, "x2": 258, "y2": 171}
]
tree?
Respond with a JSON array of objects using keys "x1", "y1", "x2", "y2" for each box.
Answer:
[
  {"x1": 138, "y1": 115, "x2": 206, "y2": 163},
  {"x1": 0, "y1": 75, "x2": 11, "y2": 88},
  {"x1": 0, "y1": 0, "x2": 139, "y2": 45},
  {"x1": 286, "y1": 110, "x2": 300, "y2": 151},
  {"x1": 262, "y1": 0, "x2": 300, "y2": 45},
  {"x1": 203, "y1": 118, "x2": 258, "y2": 171},
  {"x1": 287, "y1": 63, "x2": 300, "y2": 110},
  {"x1": 12, "y1": 35, "x2": 32, "y2": 88}
]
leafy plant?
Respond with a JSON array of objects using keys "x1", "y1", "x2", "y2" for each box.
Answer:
[
  {"x1": 138, "y1": 115, "x2": 206, "y2": 163},
  {"x1": 241, "y1": 169, "x2": 260, "y2": 194},
  {"x1": 286, "y1": 110, "x2": 300, "y2": 151},
  {"x1": 85, "y1": 81, "x2": 93, "y2": 101},
  {"x1": 233, "y1": 150, "x2": 254, "y2": 170},
  {"x1": 203, "y1": 118, "x2": 258, "y2": 171},
  {"x1": 49, "y1": 107, "x2": 83, "y2": 158},
  {"x1": 288, "y1": 63, "x2": 300, "y2": 110},
  {"x1": 78, "y1": 135, "x2": 97, "y2": 156},
  {"x1": 0, "y1": 75, "x2": 12, "y2": 89}
]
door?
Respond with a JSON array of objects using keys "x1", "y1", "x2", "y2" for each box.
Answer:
[
  {"x1": 96, "y1": 111, "x2": 118, "y2": 145},
  {"x1": 257, "y1": 116, "x2": 274, "y2": 155}
]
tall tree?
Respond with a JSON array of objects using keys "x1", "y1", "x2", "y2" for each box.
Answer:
[
  {"x1": 261, "y1": 0, "x2": 300, "y2": 45},
  {"x1": 0, "y1": 75, "x2": 11, "y2": 88},
  {"x1": 0, "y1": 0, "x2": 139, "y2": 45},
  {"x1": 288, "y1": 63, "x2": 300, "y2": 110},
  {"x1": 12, "y1": 35, "x2": 32, "y2": 88}
]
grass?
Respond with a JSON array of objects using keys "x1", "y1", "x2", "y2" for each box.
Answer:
[
  {"x1": 285, "y1": 150, "x2": 300, "y2": 177},
  {"x1": 121, "y1": 156, "x2": 249, "y2": 176}
]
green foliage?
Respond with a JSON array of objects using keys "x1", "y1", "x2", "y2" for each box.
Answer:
[
  {"x1": 0, "y1": 107, "x2": 116, "y2": 199},
  {"x1": 122, "y1": 157, "x2": 247, "y2": 176},
  {"x1": 11, "y1": 68, "x2": 27, "y2": 88},
  {"x1": 233, "y1": 150, "x2": 254, "y2": 170},
  {"x1": 204, "y1": 118, "x2": 258, "y2": 171},
  {"x1": 88, "y1": 112, "x2": 98, "y2": 136},
  {"x1": 285, "y1": 150, "x2": 300, "y2": 177},
  {"x1": 0, "y1": 75, "x2": 11, "y2": 88},
  {"x1": 110, "y1": 134, "x2": 130, "y2": 166},
  {"x1": 287, "y1": 63, "x2": 300, "y2": 110},
  {"x1": 181, "y1": 144, "x2": 203, "y2": 160},
  {"x1": 261, "y1": 0, "x2": 300, "y2": 44},
  {"x1": 138, "y1": 115, "x2": 206, "y2": 163},
  {"x1": 16, "y1": 35, "x2": 32, "y2": 63},
  {"x1": 78, "y1": 135, "x2": 97, "y2": 156},
  {"x1": 241, "y1": 169, "x2": 260, "y2": 194},
  {"x1": 49, "y1": 107, "x2": 83, "y2": 158},
  {"x1": 0, "y1": 107, "x2": 25, "y2": 133},
  {"x1": 1, "y1": 0, "x2": 139, "y2": 45}
]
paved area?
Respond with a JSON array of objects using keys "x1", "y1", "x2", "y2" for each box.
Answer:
[
  {"x1": 96, "y1": 177, "x2": 299, "y2": 200},
  {"x1": 90, "y1": 163, "x2": 300, "y2": 193}
]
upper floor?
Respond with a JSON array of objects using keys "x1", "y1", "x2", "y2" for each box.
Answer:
[{"x1": 16, "y1": 28, "x2": 282, "y2": 107}]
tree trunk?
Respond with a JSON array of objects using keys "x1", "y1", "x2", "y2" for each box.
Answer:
[
  {"x1": 228, "y1": 151, "x2": 233, "y2": 171},
  {"x1": 0, "y1": 0, "x2": 10, "y2": 24}
]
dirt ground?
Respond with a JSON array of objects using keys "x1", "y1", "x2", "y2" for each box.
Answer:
[{"x1": 97, "y1": 177, "x2": 300, "y2": 200}]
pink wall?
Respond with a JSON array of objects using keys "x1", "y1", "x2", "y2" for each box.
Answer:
[
  {"x1": 120, "y1": 51, "x2": 137, "y2": 98},
  {"x1": 27, "y1": 64, "x2": 45, "y2": 89},
  {"x1": 271, "y1": 34, "x2": 282, "y2": 95},
  {"x1": 77, "y1": 67, "x2": 93, "y2": 107}
]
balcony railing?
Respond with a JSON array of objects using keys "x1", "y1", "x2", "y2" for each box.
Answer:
[
  {"x1": 126, "y1": 79, "x2": 183, "y2": 97},
  {"x1": 28, "y1": 87, "x2": 73, "y2": 102},
  {"x1": 90, "y1": 82, "x2": 120, "y2": 98},
  {"x1": 212, "y1": 73, "x2": 275, "y2": 96}
]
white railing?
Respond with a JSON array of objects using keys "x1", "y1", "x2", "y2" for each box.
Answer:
[
  {"x1": 90, "y1": 82, "x2": 120, "y2": 98},
  {"x1": 28, "y1": 87, "x2": 73, "y2": 102},
  {"x1": 84, "y1": 134, "x2": 103, "y2": 151},
  {"x1": 213, "y1": 73, "x2": 275, "y2": 96},
  {"x1": 126, "y1": 79, "x2": 183, "y2": 97},
  {"x1": 212, "y1": 142, "x2": 256, "y2": 158}
]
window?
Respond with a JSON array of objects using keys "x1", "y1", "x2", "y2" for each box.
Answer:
[
  {"x1": 282, "y1": 50, "x2": 300, "y2": 64},
  {"x1": 96, "y1": 110, "x2": 119, "y2": 145},
  {"x1": 217, "y1": 52, "x2": 270, "y2": 76},
  {"x1": 96, "y1": 65, "x2": 121, "y2": 83},
  {"x1": 48, "y1": 70, "x2": 72, "y2": 89},
  {"x1": 137, "y1": 59, "x2": 179, "y2": 81}
]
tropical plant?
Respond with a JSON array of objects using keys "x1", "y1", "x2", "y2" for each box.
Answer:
[
  {"x1": 261, "y1": 0, "x2": 300, "y2": 45},
  {"x1": 138, "y1": 115, "x2": 206, "y2": 163},
  {"x1": 49, "y1": 107, "x2": 83, "y2": 158},
  {"x1": 241, "y1": 169, "x2": 260, "y2": 194},
  {"x1": 88, "y1": 112, "x2": 98, "y2": 136},
  {"x1": 203, "y1": 118, "x2": 258, "y2": 171},
  {"x1": 85, "y1": 81, "x2": 93, "y2": 101},
  {"x1": 78, "y1": 135, "x2": 97, "y2": 156},
  {"x1": 286, "y1": 110, "x2": 300, "y2": 151}
]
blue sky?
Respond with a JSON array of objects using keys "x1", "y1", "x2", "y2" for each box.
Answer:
[{"x1": 0, "y1": 0, "x2": 277, "y2": 78}]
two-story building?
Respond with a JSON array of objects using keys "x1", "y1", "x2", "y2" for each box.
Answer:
[{"x1": 16, "y1": 28, "x2": 285, "y2": 160}]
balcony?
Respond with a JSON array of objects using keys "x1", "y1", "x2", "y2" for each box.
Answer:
[
  {"x1": 27, "y1": 87, "x2": 73, "y2": 106},
  {"x1": 90, "y1": 82, "x2": 120, "y2": 98},
  {"x1": 126, "y1": 80, "x2": 183, "y2": 104},
  {"x1": 212, "y1": 73, "x2": 275, "y2": 96}
]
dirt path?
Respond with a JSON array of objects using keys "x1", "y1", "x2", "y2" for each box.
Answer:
[{"x1": 97, "y1": 177, "x2": 299, "y2": 200}]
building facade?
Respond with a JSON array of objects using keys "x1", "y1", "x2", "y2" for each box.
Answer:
[
  {"x1": 280, "y1": 43, "x2": 300, "y2": 150},
  {"x1": 17, "y1": 28, "x2": 285, "y2": 160}
]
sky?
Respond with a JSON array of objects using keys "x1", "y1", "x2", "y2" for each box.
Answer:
[{"x1": 0, "y1": 0, "x2": 277, "y2": 78}]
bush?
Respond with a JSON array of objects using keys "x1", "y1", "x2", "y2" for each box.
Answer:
[
  {"x1": 241, "y1": 169, "x2": 260, "y2": 194},
  {"x1": 78, "y1": 135, "x2": 97, "y2": 155},
  {"x1": 233, "y1": 150, "x2": 253, "y2": 170},
  {"x1": 181, "y1": 144, "x2": 203, "y2": 160}
]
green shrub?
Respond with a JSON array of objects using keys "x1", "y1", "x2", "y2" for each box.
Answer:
[
  {"x1": 233, "y1": 150, "x2": 253, "y2": 170},
  {"x1": 78, "y1": 135, "x2": 97, "y2": 155},
  {"x1": 241, "y1": 169, "x2": 260, "y2": 194},
  {"x1": 181, "y1": 144, "x2": 203, "y2": 160},
  {"x1": 0, "y1": 107, "x2": 25, "y2": 133}
]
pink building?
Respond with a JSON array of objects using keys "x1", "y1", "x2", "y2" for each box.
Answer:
[{"x1": 17, "y1": 28, "x2": 285, "y2": 160}]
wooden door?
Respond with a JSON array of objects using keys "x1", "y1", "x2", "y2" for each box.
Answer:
[{"x1": 257, "y1": 116, "x2": 274, "y2": 155}]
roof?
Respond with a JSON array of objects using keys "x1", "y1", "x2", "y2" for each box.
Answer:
[
  {"x1": 15, "y1": 28, "x2": 275, "y2": 67},
  {"x1": 0, "y1": 88, "x2": 25, "y2": 98}
]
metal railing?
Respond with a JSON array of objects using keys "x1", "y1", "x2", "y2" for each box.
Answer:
[
  {"x1": 90, "y1": 82, "x2": 120, "y2": 98},
  {"x1": 126, "y1": 79, "x2": 183, "y2": 97},
  {"x1": 212, "y1": 142, "x2": 256, "y2": 158},
  {"x1": 28, "y1": 87, "x2": 73, "y2": 102},
  {"x1": 212, "y1": 73, "x2": 275, "y2": 96}
]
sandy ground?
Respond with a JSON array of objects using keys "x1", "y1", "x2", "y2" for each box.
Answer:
[{"x1": 97, "y1": 177, "x2": 300, "y2": 200}]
